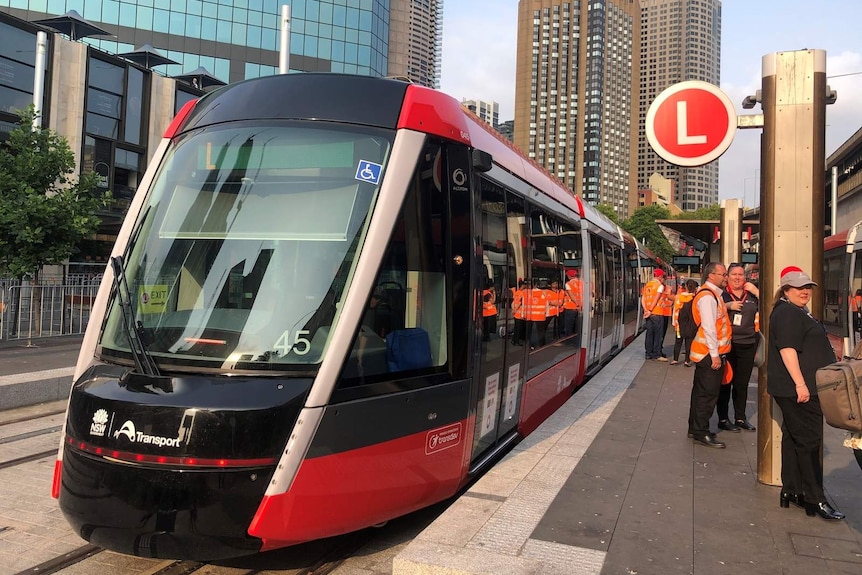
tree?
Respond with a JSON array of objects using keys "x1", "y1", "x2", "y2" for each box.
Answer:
[
  {"x1": 0, "y1": 106, "x2": 110, "y2": 281},
  {"x1": 675, "y1": 203, "x2": 721, "y2": 220},
  {"x1": 594, "y1": 203, "x2": 619, "y2": 224},
  {"x1": 621, "y1": 204, "x2": 675, "y2": 262}
]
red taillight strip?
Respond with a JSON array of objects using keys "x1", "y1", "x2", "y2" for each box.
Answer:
[
  {"x1": 66, "y1": 436, "x2": 276, "y2": 468},
  {"x1": 163, "y1": 98, "x2": 199, "y2": 139}
]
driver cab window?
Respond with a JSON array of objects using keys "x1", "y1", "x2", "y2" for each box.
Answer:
[{"x1": 340, "y1": 142, "x2": 449, "y2": 385}]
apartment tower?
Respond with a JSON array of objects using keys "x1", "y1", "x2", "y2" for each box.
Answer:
[
  {"x1": 514, "y1": 0, "x2": 640, "y2": 218},
  {"x1": 388, "y1": 0, "x2": 444, "y2": 88},
  {"x1": 639, "y1": 0, "x2": 721, "y2": 211}
]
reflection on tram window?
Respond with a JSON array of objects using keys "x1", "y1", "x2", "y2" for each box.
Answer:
[{"x1": 341, "y1": 142, "x2": 449, "y2": 385}]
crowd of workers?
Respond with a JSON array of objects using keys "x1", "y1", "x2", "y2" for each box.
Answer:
[
  {"x1": 642, "y1": 262, "x2": 850, "y2": 523},
  {"x1": 482, "y1": 270, "x2": 583, "y2": 348}
]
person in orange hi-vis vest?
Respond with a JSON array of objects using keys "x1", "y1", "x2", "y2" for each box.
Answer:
[
  {"x1": 852, "y1": 289, "x2": 862, "y2": 335},
  {"x1": 563, "y1": 269, "x2": 582, "y2": 340},
  {"x1": 511, "y1": 279, "x2": 526, "y2": 345},
  {"x1": 482, "y1": 279, "x2": 497, "y2": 342},
  {"x1": 642, "y1": 268, "x2": 667, "y2": 361},
  {"x1": 687, "y1": 262, "x2": 731, "y2": 449},
  {"x1": 671, "y1": 278, "x2": 698, "y2": 366},
  {"x1": 655, "y1": 275, "x2": 675, "y2": 358},
  {"x1": 545, "y1": 278, "x2": 564, "y2": 339},
  {"x1": 524, "y1": 278, "x2": 549, "y2": 349}
]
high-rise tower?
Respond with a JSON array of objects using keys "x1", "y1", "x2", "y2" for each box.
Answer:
[
  {"x1": 388, "y1": 0, "x2": 444, "y2": 88},
  {"x1": 514, "y1": 0, "x2": 640, "y2": 218},
  {"x1": 638, "y1": 0, "x2": 721, "y2": 211}
]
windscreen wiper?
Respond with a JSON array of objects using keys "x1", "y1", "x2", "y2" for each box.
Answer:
[{"x1": 110, "y1": 255, "x2": 160, "y2": 376}]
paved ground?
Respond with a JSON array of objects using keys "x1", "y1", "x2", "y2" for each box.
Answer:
[{"x1": 1, "y1": 334, "x2": 861, "y2": 575}]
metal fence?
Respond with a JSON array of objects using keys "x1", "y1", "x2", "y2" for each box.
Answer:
[{"x1": 0, "y1": 282, "x2": 101, "y2": 342}]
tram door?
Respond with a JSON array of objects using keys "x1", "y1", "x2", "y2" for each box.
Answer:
[
  {"x1": 849, "y1": 249, "x2": 862, "y2": 352},
  {"x1": 605, "y1": 242, "x2": 623, "y2": 352},
  {"x1": 471, "y1": 180, "x2": 524, "y2": 462},
  {"x1": 586, "y1": 235, "x2": 605, "y2": 367}
]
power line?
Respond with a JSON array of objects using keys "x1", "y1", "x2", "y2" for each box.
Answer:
[{"x1": 827, "y1": 71, "x2": 862, "y2": 79}]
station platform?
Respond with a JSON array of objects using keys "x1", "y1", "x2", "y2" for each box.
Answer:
[{"x1": 394, "y1": 337, "x2": 862, "y2": 575}]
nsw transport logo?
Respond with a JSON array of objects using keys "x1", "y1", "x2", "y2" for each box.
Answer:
[{"x1": 89, "y1": 409, "x2": 109, "y2": 437}]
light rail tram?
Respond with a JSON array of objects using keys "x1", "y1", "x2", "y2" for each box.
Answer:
[{"x1": 52, "y1": 73, "x2": 658, "y2": 560}]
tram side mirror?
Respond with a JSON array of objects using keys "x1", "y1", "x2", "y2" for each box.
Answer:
[{"x1": 472, "y1": 150, "x2": 493, "y2": 173}]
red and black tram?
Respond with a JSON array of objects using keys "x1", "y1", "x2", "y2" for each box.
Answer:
[{"x1": 53, "y1": 73, "x2": 651, "y2": 560}]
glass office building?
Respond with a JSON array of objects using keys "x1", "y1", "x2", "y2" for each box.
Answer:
[{"x1": 1, "y1": 0, "x2": 390, "y2": 85}]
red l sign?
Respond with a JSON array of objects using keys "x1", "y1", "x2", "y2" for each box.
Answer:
[{"x1": 646, "y1": 81, "x2": 737, "y2": 167}]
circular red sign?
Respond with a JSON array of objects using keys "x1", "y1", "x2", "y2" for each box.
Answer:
[{"x1": 646, "y1": 81, "x2": 737, "y2": 167}]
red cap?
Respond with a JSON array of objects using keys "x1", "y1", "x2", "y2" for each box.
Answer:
[
  {"x1": 566, "y1": 269, "x2": 577, "y2": 278},
  {"x1": 653, "y1": 269, "x2": 666, "y2": 278},
  {"x1": 780, "y1": 266, "x2": 803, "y2": 276}
]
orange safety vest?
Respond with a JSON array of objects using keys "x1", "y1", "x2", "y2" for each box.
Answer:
[
  {"x1": 852, "y1": 295, "x2": 862, "y2": 312},
  {"x1": 546, "y1": 288, "x2": 563, "y2": 317},
  {"x1": 655, "y1": 285, "x2": 674, "y2": 317},
  {"x1": 689, "y1": 287, "x2": 732, "y2": 363},
  {"x1": 524, "y1": 288, "x2": 548, "y2": 322},
  {"x1": 564, "y1": 278, "x2": 582, "y2": 310},
  {"x1": 512, "y1": 287, "x2": 525, "y2": 320},
  {"x1": 641, "y1": 278, "x2": 664, "y2": 314},
  {"x1": 482, "y1": 289, "x2": 497, "y2": 317}
]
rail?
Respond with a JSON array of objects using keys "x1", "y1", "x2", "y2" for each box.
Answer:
[{"x1": 0, "y1": 283, "x2": 100, "y2": 343}]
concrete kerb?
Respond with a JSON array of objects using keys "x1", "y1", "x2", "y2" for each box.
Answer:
[{"x1": 0, "y1": 367, "x2": 75, "y2": 410}]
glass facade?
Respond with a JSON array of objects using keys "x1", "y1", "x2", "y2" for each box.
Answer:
[
  {"x1": 0, "y1": 16, "x2": 41, "y2": 134},
  {"x1": 1, "y1": 0, "x2": 391, "y2": 84}
]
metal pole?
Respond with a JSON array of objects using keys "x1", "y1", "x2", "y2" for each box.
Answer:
[
  {"x1": 832, "y1": 165, "x2": 838, "y2": 233},
  {"x1": 32, "y1": 31, "x2": 48, "y2": 128},
  {"x1": 279, "y1": 5, "x2": 291, "y2": 74},
  {"x1": 757, "y1": 49, "x2": 828, "y2": 487}
]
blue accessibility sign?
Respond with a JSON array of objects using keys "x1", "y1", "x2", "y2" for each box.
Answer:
[{"x1": 355, "y1": 160, "x2": 383, "y2": 185}]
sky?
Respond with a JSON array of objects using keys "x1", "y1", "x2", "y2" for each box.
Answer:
[{"x1": 439, "y1": 0, "x2": 862, "y2": 207}]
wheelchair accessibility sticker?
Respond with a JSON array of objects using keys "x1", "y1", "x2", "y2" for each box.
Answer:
[{"x1": 355, "y1": 160, "x2": 383, "y2": 184}]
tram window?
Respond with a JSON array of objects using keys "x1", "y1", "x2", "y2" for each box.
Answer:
[
  {"x1": 824, "y1": 253, "x2": 843, "y2": 326},
  {"x1": 339, "y1": 142, "x2": 449, "y2": 387}
]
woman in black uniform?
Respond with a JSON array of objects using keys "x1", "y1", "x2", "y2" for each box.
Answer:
[{"x1": 768, "y1": 266, "x2": 844, "y2": 521}]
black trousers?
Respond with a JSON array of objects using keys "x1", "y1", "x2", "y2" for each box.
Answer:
[
  {"x1": 717, "y1": 341, "x2": 757, "y2": 422},
  {"x1": 688, "y1": 355, "x2": 724, "y2": 437},
  {"x1": 672, "y1": 335, "x2": 692, "y2": 362},
  {"x1": 773, "y1": 395, "x2": 826, "y2": 503}
]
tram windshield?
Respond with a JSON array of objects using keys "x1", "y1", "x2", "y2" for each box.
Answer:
[{"x1": 98, "y1": 122, "x2": 393, "y2": 372}]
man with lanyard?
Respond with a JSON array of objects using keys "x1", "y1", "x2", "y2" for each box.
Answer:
[
  {"x1": 716, "y1": 263, "x2": 760, "y2": 432},
  {"x1": 642, "y1": 268, "x2": 668, "y2": 361},
  {"x1": 687, "y1": 262, "x2": 732, "y2": 448}
]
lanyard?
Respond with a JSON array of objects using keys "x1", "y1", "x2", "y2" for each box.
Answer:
[{"x1": 727, "y1": 289, "x2": 747, "y2": 304}]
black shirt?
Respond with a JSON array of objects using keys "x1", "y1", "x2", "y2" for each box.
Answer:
[
  {"x1": 721, "y1": 289, "x2": 759, "y2": 345},
  {"x1": 766, "y1": 299, "x2": 836, "y2": 397}
]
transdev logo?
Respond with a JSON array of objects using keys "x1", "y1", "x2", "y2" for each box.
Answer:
[
  {"x1": 425, "y1": 423, "x2": 462, "y2": 455},
  {"x1": 89, "y1": 409, "x2": 109, "y2": 437}
]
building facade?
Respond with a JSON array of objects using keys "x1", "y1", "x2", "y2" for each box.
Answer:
[
  {"x1": 462, "y1": 98, "x2": 499, "y2": 128},
  {"x1": 1, "y1": 1, "x2": 445, "y2": 270},
  {"x1": 638, "y1": 0, "x2": 721, "y2": 212},
  {"x1": 514, "y1": 0, "x2": 640, "y2": 218},
  {"x1": 1, "y1": 1, "x2": 393, "y2": 85},
  {"x1": 387, "y1": 0, "x2": 442, "y2": 88},
  {"x1": 1, "y1": 10, "x2": 203, "y2": 272}
]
